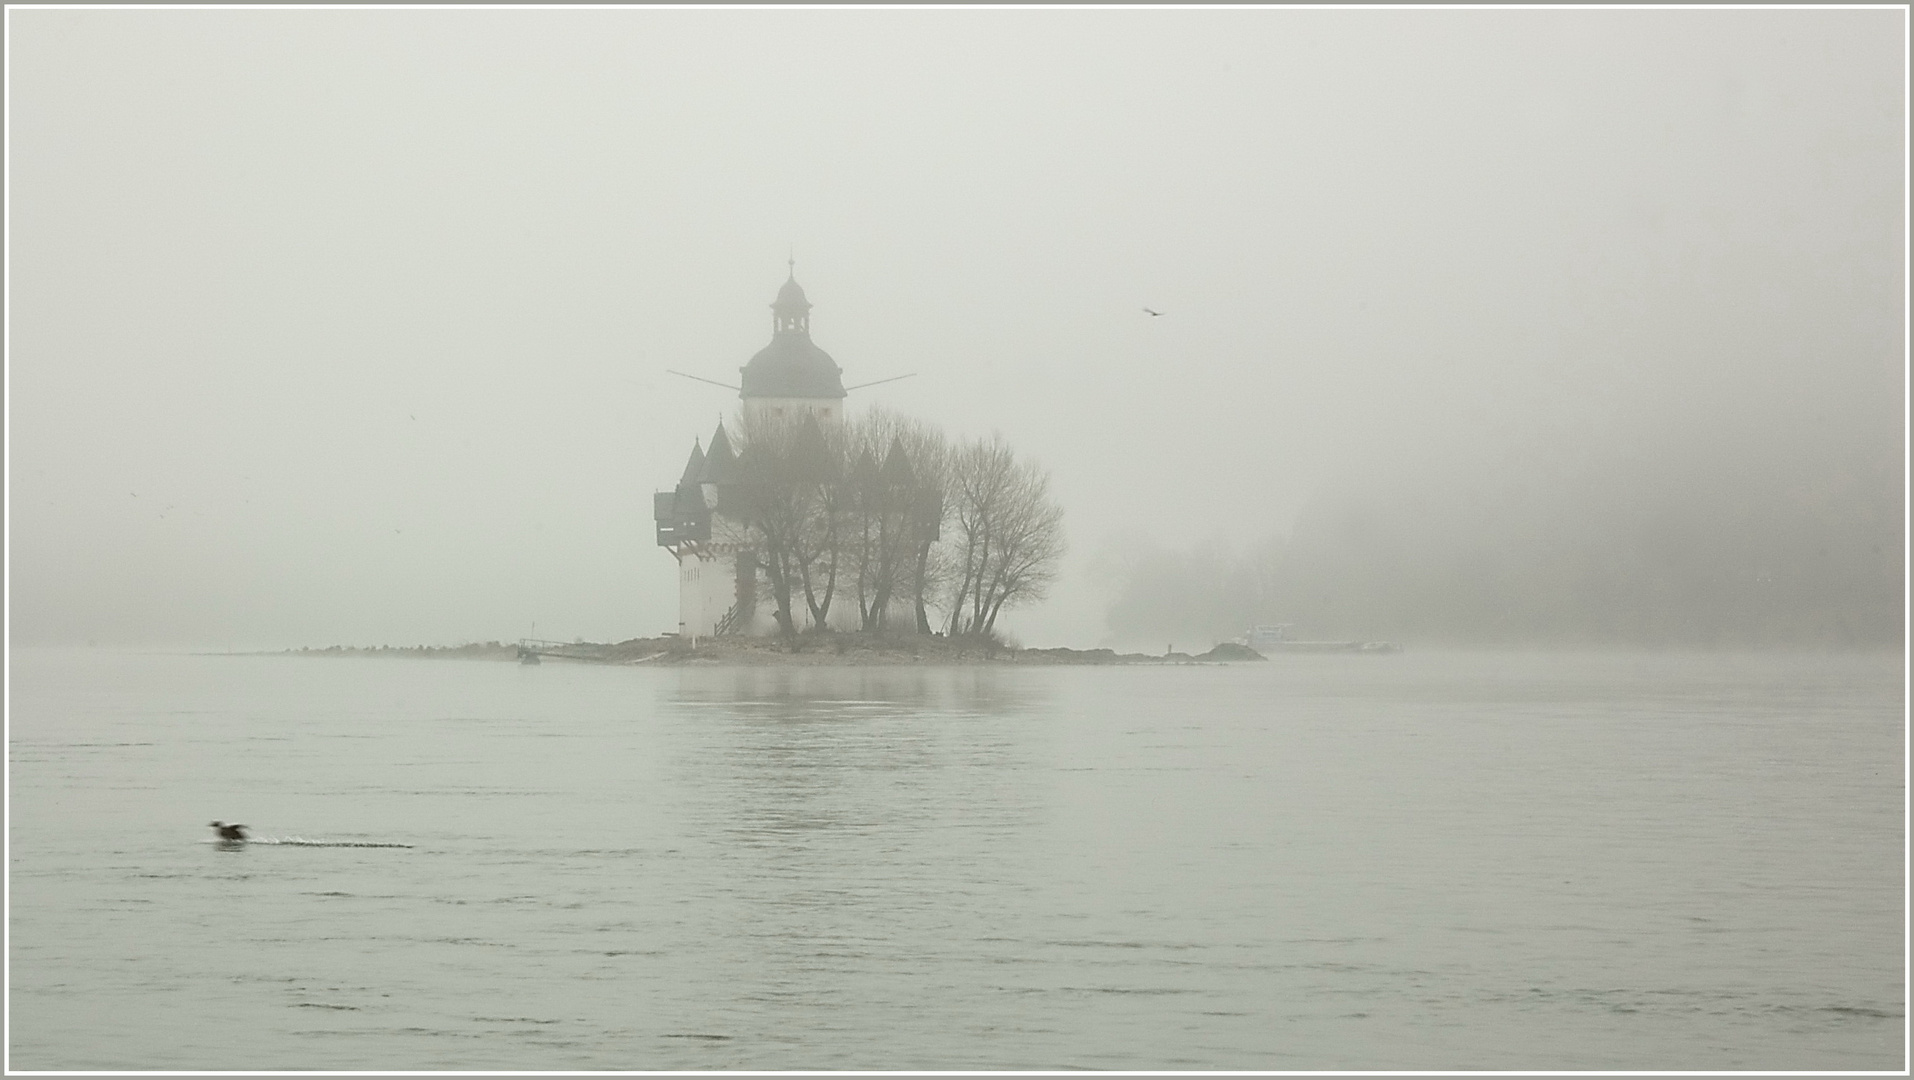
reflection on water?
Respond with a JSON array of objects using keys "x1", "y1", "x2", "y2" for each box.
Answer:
[
  {"x1": 671, "y1": 663, "x2": 1050, "y2": 710},
  {"x1": 668, "y1": 666, "x2": 1050, "y2": 851},
  {"x1": 7, "y1": 650, "x2": 1905, "y2": 1071},
  {"x1": 651, "y1": 667, "x2": 1064, "y2": 1068}
]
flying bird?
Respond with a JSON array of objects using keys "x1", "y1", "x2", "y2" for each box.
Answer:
[
  {"x1": 210, "y1": 821, "x2": 249, "y2": 841},
  {"x1": 1143, "y1": 307, "x2": 1164, "y2": 317}
]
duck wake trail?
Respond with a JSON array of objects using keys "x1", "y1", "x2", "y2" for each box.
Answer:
[{"x1": 209, "y1": 837, "x2": 415, "y2": 849}]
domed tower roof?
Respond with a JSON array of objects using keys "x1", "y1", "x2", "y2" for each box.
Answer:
[
  {"x1": 739, "y1": 265, "x2": 847, "y2": 401},
  {"x1": 773, "y1": 277, "x2": 811, "y2": 316}
]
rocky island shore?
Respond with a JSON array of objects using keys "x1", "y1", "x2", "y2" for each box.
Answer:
[{"x1": 281, "y1": 634, "x2": 1268, "y2": 666}]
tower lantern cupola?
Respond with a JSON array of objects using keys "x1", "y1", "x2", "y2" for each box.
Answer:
[{"x1": 771, "y1": 261, "x2": 813, "y2": 337}]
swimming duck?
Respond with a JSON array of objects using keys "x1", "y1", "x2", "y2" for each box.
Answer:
[{"x1": 210, "y1": 821, "x2": 249, "y2": 841}]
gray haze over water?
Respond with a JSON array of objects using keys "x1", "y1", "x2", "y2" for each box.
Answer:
[
  {"x1": 7, "y1": 8, "x2": 1904, "y2": 650},
  {"x1": 8, "y1": 648, "x2": 1905, "y2": 1070},
  {"x1": 7, "y1": 14, "x2": 1906, "y2": 1072}
]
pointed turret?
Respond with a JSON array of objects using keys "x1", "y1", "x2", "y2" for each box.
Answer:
[
  {"x1": 789, "y1": 412, "x2": 838, "y2": 482},
  {"x1": 679, "y1": 439, "x2": 706, "y2": 485},
  {"x1": 656, "y1": 437, "x2": 714, "y2": 547},
  {"x1": 699, "y1": 423, "x2": 738, "y2": 485},
  {"x1": 880, "y1": 436, "x2": 914, "y2": 486},
  {"x1": 850, "y1": 447, "x2": 880, "y2": 492}
]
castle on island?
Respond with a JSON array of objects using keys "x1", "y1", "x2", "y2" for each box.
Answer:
[{"x1": 652, "y1": 268, "x2": 868, "y2": 638}]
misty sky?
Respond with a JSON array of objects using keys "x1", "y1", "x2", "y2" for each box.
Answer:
[{"x1": 8, "y1": 7, "x2": 1905, "y2": 649}]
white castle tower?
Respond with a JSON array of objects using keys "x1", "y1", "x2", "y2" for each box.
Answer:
[{"x1": 652, "y1": 267, "x2": 850, "y2": 637}]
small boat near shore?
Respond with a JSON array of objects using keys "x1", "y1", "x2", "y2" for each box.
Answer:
[
  {"x1": 1262, "y1": 640, "x2": 1402, "y2": 654},
  {"x1": 1237, "y1": 625, "x2": 1401, "y2": 654}
]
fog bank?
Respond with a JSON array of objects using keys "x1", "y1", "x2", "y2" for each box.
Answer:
[{"x1": 6, "y1": 9, "x2": 1904, "y2": 649}]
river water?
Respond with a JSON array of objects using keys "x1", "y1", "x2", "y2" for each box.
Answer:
[{"x1": 7, "y1": 647, "x2": 1905, "y2": 1070}]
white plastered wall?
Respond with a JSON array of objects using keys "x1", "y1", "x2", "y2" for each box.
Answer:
[
  {"x1": 742, "y1": 397, "x2": 842, "y2": 426},
  {"x1": 677, "y1": 550, "x2": 738, "y2": 638}
]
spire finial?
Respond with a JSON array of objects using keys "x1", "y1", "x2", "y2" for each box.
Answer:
[{"x1": 788, "y1": 246, "x2": 795, "y2": 278}]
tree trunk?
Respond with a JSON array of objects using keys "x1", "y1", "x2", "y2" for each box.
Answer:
[
  {"x1": 946, "y1": 533, "x2": 976, "y2": 636},
  {"x1": 912, "y1": 539, "x2": 935, "y2": 634},
  {"x1": 867, "y1": 576, "x2": 893, "y2": 632},
  {"x1": 763, "y1": 546, "x2": 798, "y2": 637},
  {"x1": 983, "y1": 589, "x2": 1010, "y2": 634}
]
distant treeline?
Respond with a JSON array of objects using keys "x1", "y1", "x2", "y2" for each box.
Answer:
[{"x1": 1108, "y1": 431, "x2": 1903, "y2": 648}]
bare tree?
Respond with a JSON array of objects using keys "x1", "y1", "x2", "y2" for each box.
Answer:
[
  {"x1": 888, "y1": 415, "x2": 952, "y2": 634},
  {"x1": 845, "y1": 443, "x2": 885, "y2": 628},
  {"x1": 721, "y1": 428, "x2": 797, "y2": 637},
  {"x1": 724, "y1": 410, "x2": 1059, "y2": 642},
  {"x1": 726, "y1": 411, "x2": 846, "y2": 636},
  {"x1": 976, "y1": 463, "x2": 1065, "y2": 634},
  {"x1": 787, "y1": 416, "x2": 847, "y2": 629},
  {"x1": 943, "y1": 435, "x2": 1065, "y2": 636},
  {"x1": 840, "y1": 413, "x2": 904, "y2": 631},
  {"x1": 840, "y1": 409, "x2": 949, "y2": 632}
]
